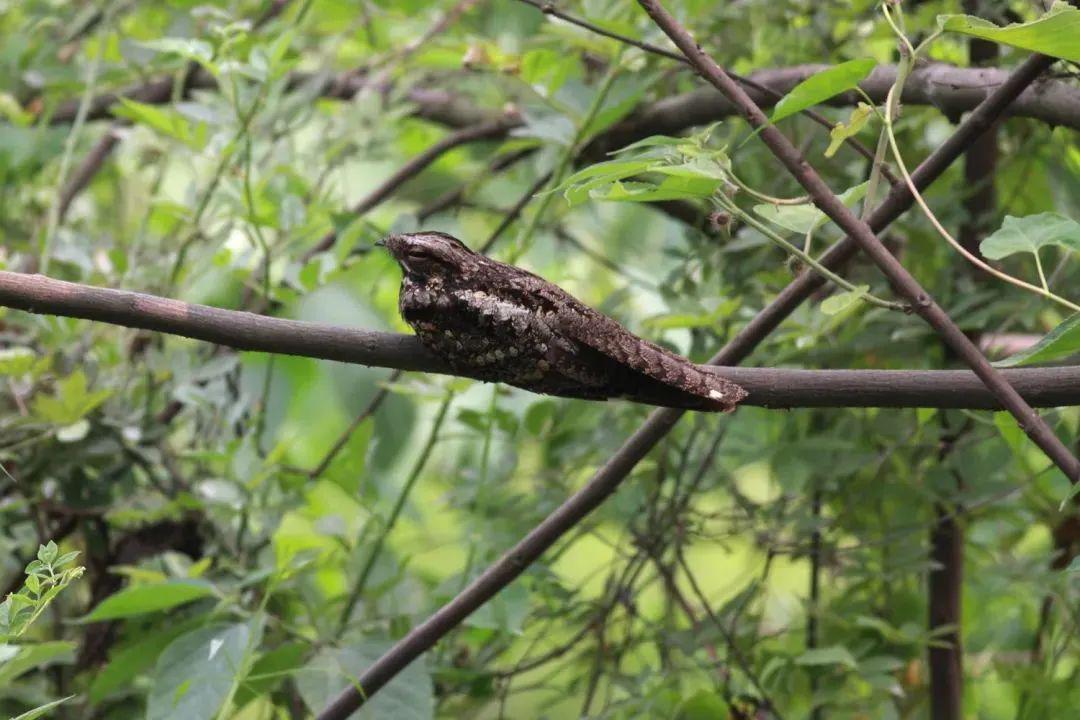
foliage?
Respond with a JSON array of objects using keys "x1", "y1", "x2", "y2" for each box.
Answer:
[{"x1": 0, "y1": 0, "x2": 1077, "y2": 718}]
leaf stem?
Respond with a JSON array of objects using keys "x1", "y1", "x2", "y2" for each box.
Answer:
[
  {"x1": 879, "y1": 2, "x2": 1080, "y2": 314},
  {"x1": 716, "y1": 194, "x2": 904, "y2": 311}
]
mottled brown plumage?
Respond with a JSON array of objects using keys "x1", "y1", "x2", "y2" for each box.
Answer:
[{"x1": 380, "y1": 231, "x2": 747, "y2": 411}]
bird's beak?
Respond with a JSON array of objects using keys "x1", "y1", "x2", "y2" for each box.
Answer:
[{"x1": 374, "y1": 238, "x2": 386, "y2": 248}]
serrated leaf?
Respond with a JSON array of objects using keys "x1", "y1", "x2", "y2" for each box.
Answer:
[
  {"x1": 992, "y1": 313, "x2": 1080, "y2": 367},
  {"x1": 771, "y1": 59, "x2": 876, "y2": 122},
  {"x1": 979, "y1": 212, "x2": 1080, "y2": 260},
  {"x1": 938, "y1": 2, "x2": 1080, "y2": 63}
]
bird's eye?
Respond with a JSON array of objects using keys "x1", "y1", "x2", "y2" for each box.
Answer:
[{"x1": 406, "y1": 247, "x2": 430, "y2": 259}]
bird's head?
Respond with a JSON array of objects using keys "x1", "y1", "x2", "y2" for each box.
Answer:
[{"x1": 378, "y1": 231, "x2": 479, "y2": 281}]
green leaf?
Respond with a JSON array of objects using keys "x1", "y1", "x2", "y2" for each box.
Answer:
[
  {"x1": 233, "y1": 642, "x2": 308, "y2": 707},
  {"x1": 795, "y1": 645, "x2": 858, "y2": 669},
  {"x1": 89, "y1": 617, "x2": 205, "y2": 703},
  {"x1": 992, "y1": 313, "x2": 1080, "y2": 367},
  {"x1": 147, "y1": 622, "x2": 255, "y2": 720},
  {"x1": 993, "y1": 412, "x2": 1027, "y2": 458},
  {"x1": 754, "y1": 181, "x2": 868, "y2": 234},
  {"x1": 825, "y1": 102, "x2": 874, "y2": 158},
  {"x1": 0, "y1": 642, "x2": 75, "y2": 686},
  {"x1": 771, "y1": 59, "x2": 876, "y2": 122},
  {"x1": 56, "y1": 419, "x2": 90, "y2": 443},
  {"x1": 676, "y1": 690, "x2": 729, "y2": 720},
  {"x1": 979, "y1": 213, "x2": 1080, "y2": 260},
  {"x1": 593, "y1": 175, "x2": 722, "y2": 203},
  {"x1": 296, "y1": 642, "x2": 434, "y2": 720},
  {"x1": 0, "y1": 347, "x2": 36, "y2": 375},
  {"x1": 31, "y1": 370, "x2": 112, "y2": 426},
  {"x1": 555, "y1": 158, "x2": 658, "y2": 205},
  {"x1": 80, "y1": 580, "x2": 215, "y2": 622},
  {"x1": 11, "y1": 695, "x2": 75, "y2": 720},
  {"x1": 938, "y1": 2, "x2": 1080, "y2": 63},
  {"x1": 112, "y1": 98, "x2": 209, "y2": 150},
  {"x1": 37, "y1": 541, "x2": 58, "y2": 565},
  {"x1": 323, "y1": 419, "x2": 374, "y2": 495},
  {"x1": 139, "y1": 37, "x2": 214, "y2": 65},
  {"x1": 820, "y1": 285, "x2": 870, "y2": 315}
]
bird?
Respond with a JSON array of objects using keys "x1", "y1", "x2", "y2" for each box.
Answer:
[{"x1": 378, "y1": 231, "x2": 747, "y2": 412}]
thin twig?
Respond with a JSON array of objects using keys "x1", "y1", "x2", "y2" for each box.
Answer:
[
  {"x1": 301, "y1": 117, "x2": 519, "y2": 261},
  {"x1": 3, "y1": 271, "x2": 1080, "y2": 410}
]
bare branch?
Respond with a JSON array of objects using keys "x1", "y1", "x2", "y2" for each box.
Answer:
[
  {"x1": 1, "y1": 270, "x2": 1078, "y2": 411},
  {"x1": 46, "y1": 61, "x2": 1080, "y2": 133}
]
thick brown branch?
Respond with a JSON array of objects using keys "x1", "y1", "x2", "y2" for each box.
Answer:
[
  {"x1": 2, "y1": 271, "x2": 1078, "y2": 411},
  {"x1": 47, "y1": 62, "x2": 1080, "y2": 134},
  {"x1": 589, "y1": 62, "x2": 1080, "y2": 156}
]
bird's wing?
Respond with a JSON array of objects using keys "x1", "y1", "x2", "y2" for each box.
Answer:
[{"x1": 504, "y1": 271, "x2": 747, "y2": 411}]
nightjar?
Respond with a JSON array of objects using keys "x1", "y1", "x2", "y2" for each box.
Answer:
[{"x1": 380, "y1": 231, "x2": 747, "y2": 412}]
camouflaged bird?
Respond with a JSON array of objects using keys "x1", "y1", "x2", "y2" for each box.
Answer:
[{"x1": 379, "y1": 231, "x2": 747, "y2": 412}]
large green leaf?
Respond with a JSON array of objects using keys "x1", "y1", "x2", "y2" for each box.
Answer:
[
  {"x1": 89, "y1": 617, "x2": 206, "y2": 703},
  {"x1": 0, "y1": 642, "x2": 75, "y2": 686},
  {"x1": 296, "y1": 641, "x2": 433, "y2": 720},
  {"x1": 939, "y1": 2, "x2": 1080, "y2": 63},
  {"x1": 147, "y1": 622, "x2": 255, "y2": 720},
  {"x1": 771, "y1": 59, "x2": 876, "y2": 122},
  {"x1": 992, "y1": 313, "x2": 1080, "y2": 367},
  {"x1": 80, "y1": 580, "x2": 215, "y2": 622},
  {"x1": 979, "y1": 213, "x2": 1080, "y2": 260}
]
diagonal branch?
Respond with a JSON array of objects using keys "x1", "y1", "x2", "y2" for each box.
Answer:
[
  {"x1": 635, "y1": 0, "x2": 1078, "y2": 481},
  {"x1": 312, "y1": 41, "x2": 1061, "y2": 720}
]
